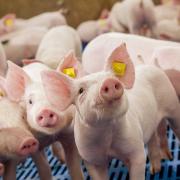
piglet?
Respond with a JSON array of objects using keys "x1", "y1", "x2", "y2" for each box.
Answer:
[
  {"x1": 109, "y1": 0, "x2": 156, "y2": 37},
  {"x1": 5, "y1": 58, "x2": 83, "y2": 180},
  {"x1": 82, "y1": 32, "x2": 180, "y2": 74},
  {"x1": 154, "y1": 1, "x2": 180, "y2": 22},
  {"x1": 41, "y1": 44, "x2": 180, "y2": 180},
  {"x1": 0, "y1": 83, "x2": 40, "y2": 179},
  {"x1": 36, "y1": 25, "x2": 82, "y2": 69},
  {"x1": 154, "y1": 17, "x2": 180, "y2": 42},
  {"x1": 0, "y1": 57, "x2": 52, "y2": 180},
  {"x1": 77, "y1": 19, "x2": 112, "y2": 43},
  {"x1": 0, "y1": 27, "x2": 48, "y2": 65},
  {"x1": 0, "y1": 11, "x2": 67, "y2": 36}
]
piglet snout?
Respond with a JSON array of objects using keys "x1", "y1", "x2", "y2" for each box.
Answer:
[
  {"x1": 100, "y1": 78, "x2": 123, "y2": 102},
  {"x1": 37, "y1": 109, "x2": 59, "y2": 127},
  {"x1": 18, "y1": 137, "x2": 39, "y2": 156}
]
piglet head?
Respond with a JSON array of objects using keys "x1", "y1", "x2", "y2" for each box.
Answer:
[{"x1": 41, "y1": 44, "x2": 135, "y2": 126}]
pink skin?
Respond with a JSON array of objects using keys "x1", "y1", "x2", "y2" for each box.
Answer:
[
  {"x1": 36, "y1": 26, "x2": 82, "y2": 69},
  {"x1": 83, "y1": 34, "x2": 180, "y2": 173},
  {"x1": 41, "y1": 44, "x2": 180, "y2": 179},
  {"x1": 77, "y1": 19, "x2": 112, "y2": 42},
  {"x1": 24, "y1": 11, "x2": 67, "y2": 29},
  {"x1": 5, "y1": 60, "x2": 83, "y2": 180},
  {"x1": 155, "y1": 2, "x2": 180, "y2": 22},
  {"x1": 165, "y1": 69, "x2": 180, "y2": 98},
  {"x1": 18, "y1": 137, "x2": 39, "y2": 156},
  {"x1": 108, "y1": 0, "x2": 156, "y2": 37},
  {"x1": 154, "y1": 19, "x2": 180, "y2": 42},
  {"x1": 0, "y1": 71, "x2": 52, "y2": 180},
  {"x1": 36, "y1": 109, "x2": 59, "y2": 127},
  {"x1": 100, "y1": 78, "x2": 123, "y2": 102},
  {"x1": 150, "y1": 47, "x2": 180, "y2": 70},
  {"x1": 0, "y1": 27, "x2": 48, "y2": 66},
  {"x1": 82, "y1": 32, "x2": 180, "y2": 74},
  {"x1": 0, "y1": 127, "x2": 39, "y2": 160},
  {"x1": 0, "y1": 14, "x2": 16, "y2": 36},
  {"x1": 0, "y1": 12, "x2": 66, "y2": 36}
]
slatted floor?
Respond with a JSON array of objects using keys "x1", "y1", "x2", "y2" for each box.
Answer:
[{"x1": 4, "y1": 128, "x2": 177, "y2": 180}]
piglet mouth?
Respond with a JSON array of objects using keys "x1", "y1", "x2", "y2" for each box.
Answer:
[{"x1": 94, "y1": 95, "x2": 121, "y2": 108}]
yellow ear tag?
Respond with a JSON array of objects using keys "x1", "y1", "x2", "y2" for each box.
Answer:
[
  {"x1": 112, "y1": 62, "x2": 126, "y2": 76},
  {"x1": 4, "y1": 18, "x2": 13, "y2": 27},
  {"x1": 0, "y1": 90, "x2": 5, "y2": 97},
  {"x1": 63, "y1": 67, "x2": 76, "y2": 78},
  {"x1": 98, "y1": 19, "x2": 107, "y2": 27}
]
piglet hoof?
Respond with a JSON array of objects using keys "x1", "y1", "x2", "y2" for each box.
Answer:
[
  {"x1": 18, "y1": 138, "x2": 39, "y2": 156},
  {"x1": 160, "y1": 148, "x2": 173, "y2": 160},
  {"x1": 0, "y1": 163, "x2": 4, "y2": 176},
  {"x1": 150, "y1": 161, "x2": 161, "y2": 175}
]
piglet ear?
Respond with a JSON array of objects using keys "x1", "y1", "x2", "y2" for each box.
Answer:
[
  {"x1": 41, "y1": 70, "x2": 74, "y2": 111},
  {"x1": 104, "y1": 43, "x2": 135, "y2": 89},
  {"x1": 22, "y1": 59, "x2": 42, "y2": 66},
  {"x1": 5, "y1": 61, "x2": 31, "y2": 102},
  {"x1": 2, "y1": 14, "x2": 16, "y2": 28},
  {"x1": 56, "y1": 50, "x2": 84, "y2": 78}
]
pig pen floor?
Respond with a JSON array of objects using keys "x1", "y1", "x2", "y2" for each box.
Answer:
[{"x1": 1, "y1": 128, "x2": 180, "y2": 180}]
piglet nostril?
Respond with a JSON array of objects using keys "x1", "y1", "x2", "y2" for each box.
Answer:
[
  {"x1": 38, "y1": 116, "x2": 43, "y2": 121},
  {"x1": 49, "y1": 114, "x2": 54, "y2": 118},
  {"x1": 104, "y1": 87, "x2": 109, "y2": 93},
  {"x1": 115, "y1": 83, "x2": 120, "y2": 90}
]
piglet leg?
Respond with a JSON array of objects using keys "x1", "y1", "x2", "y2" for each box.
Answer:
[
  {"x1": 129, "y1": 147, "x2": 146, "y2": 180},
  {"x1": 32, "y1": 150, "x2": 52, "y2": 180},
  {"x1": 61, "y1": 139, "x2": 83, "y2": 180},
  {"x1": 3, "y1": 160, "x2": 17, "y2": 180},
  {"x1": 51, "y1": 142, "x2": 66, "y2": 164},
  {"x1": 84, "y1": 161, "x2": 108, "y2": 180},
  {"x1": 147, "y1": 132, "x2": 162, "y2": 174},
  {"x1": 158, "y1": 120, "x2": 172, "y2": 160}
]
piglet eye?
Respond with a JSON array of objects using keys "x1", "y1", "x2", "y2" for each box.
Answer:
[
  {"x1": 29, "y1": 99, "x2": 33, "y2": 105},
  {"x1": 78, "y1": 87, "x2": 84, "y2": 94}
]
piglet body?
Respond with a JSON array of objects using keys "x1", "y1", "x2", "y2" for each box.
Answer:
[
  {"x1": 41, "y1": 45, "x2": 180, "y2": 180},
  {"x1": 0, "y1": 27, "x2": 48, "y2": 65},
  {"x1": 154, "y1": 19, "x2": 180, "y2": 42},
  {"x1": 5, "y1": 61, "x2": 83, "y2": 180},
  {"x1": 36, "y1": 26, "x2": 82, "y2": 69},
  {"x1": 0, "y1": 11, "x2": 66, "y2": 36},
  {"x1": 82, "y1": 32, "x2": 180, "y2": 74},
  {"x1": 109, "y1": 0, "x2": 156, "y2": 36},
  {"x1": 155, "y1": 2, "x2": 180, "y2": 22}
]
